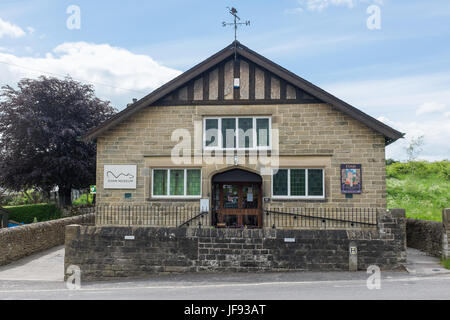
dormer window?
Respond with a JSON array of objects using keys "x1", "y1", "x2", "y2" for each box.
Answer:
[{"x1": 203, "y1": 116, "x2": 271, "y2": 150}]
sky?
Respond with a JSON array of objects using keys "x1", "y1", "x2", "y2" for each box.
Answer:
[{"x1": 0, "y1": 0, "x2": 449, "y2": 161}]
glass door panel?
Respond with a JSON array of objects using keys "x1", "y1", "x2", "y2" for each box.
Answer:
[
  {"x1": 223, "y1": 184, "x2": 239, "y2": 209},
  {"x1": 242, "y1": 184, "x2": 259, "y2": 209}
]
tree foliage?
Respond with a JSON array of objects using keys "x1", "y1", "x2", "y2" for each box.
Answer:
[
  {"x1": 405, "y1": 135, "x2": 424, "y2": 161},
  {"x1": 0, "y1": 76, "x2": 116, "y2": 206}
]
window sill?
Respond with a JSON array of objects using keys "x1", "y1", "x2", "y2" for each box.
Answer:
[
  {"x1": 270, "y1": 198, "x2": 327, "y2": 203},
  {"x1": 147, "y1": 198, "x2": 201, "y2": 202},
  {"x1": 203, "y1": 148, "x2": 272, "y2": 152}
]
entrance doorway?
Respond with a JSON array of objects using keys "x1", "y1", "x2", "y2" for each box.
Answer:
[{"x1": 211, "y1": 169, "x2": 263, "y2": 228}]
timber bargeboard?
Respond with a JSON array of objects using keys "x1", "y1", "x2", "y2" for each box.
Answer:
[{"x1": 83, "y1": 41, "x2": 404, "y2": 145}]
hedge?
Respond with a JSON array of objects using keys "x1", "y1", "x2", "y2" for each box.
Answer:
[
  {"x1": 4, "y1": 204, "x2": 61, "y2": 224},
  {"x1": 386, "y1": 160, "x2": 450, "y2": 180}
]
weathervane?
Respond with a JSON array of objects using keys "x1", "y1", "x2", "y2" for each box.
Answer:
[{"x1": 222, "y1": 7, "x2": 250, "y2": 60}]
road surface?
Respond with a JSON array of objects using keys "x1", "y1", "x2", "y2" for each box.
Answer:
[{"x1": 0, "y1": 246, "x2": 449, "y2": 300}]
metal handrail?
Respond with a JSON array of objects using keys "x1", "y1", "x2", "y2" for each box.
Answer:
[
  {"x1": 264, "y1": 209, "x2": 378, "y2": 227},
  {"x1": 178, "y1": 211, "x2": 207, "y2": 228}
]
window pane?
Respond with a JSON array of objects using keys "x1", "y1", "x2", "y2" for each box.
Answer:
[
  {"x1": 205, "y1": 119, "x2": 218, "y2": 147},
  {"x1": 290, "y1": 169, "x2": 306, "y2": 196},
  {"x1": 243, "y1": 184, "x2": 258, "y2": 209},
  {"x1": 238, "y1": 118, "x2": 253, "y2": 148},
  {"x1": 308, "y1": 169, "x2": 324, "y2": 196},
  {"x1": 170, "y1": 170, "x2": 185, "y2": 196},
  {"x1": 187, "y1": 170, "x2": 201, "y2": 196},
  {"x1": 222, "y1": 118, "x2": 236, "y2": 148},
  {"x1": 273, "y1": 169, "x2": 288, "y2": 196},
  {"x1": 153, "y1": 170, "x2": 167, "y2": 196},
  {"x1": 257, "y1": 118, "x2": 269, "y2": 147},
  {"x1": 223, "y1": 184, "x2": 239, "y2": 209}
]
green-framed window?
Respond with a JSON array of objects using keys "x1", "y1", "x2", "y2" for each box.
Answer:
[
  {"x1": 152, "y1": 169, "x2": 202, "y2": 198},
  {"x1": 272, "y1": 168, "x2": 324, "y2": 198},
  {"x1": 203, "y1": 117, "x2": 271, "y2": 150}
]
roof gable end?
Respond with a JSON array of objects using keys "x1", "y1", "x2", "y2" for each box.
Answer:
[{"x1": 83, "y1": 41, "x2": 404, "y2": 144}]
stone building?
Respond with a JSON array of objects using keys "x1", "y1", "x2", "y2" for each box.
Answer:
[{"x1": 83, "y1": 41, "x2": 403, "y2": 229}]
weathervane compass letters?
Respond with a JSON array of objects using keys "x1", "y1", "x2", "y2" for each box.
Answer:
[{"x1": 222, "y1": 7, "x2": 250, "y2": 60}]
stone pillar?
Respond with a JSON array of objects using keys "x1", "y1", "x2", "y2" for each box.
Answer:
[
  {"x1": 349, "y1": 241, "x2": 358, "y2": 271},
  {"x1": 443, "y1": 209, "x2": 450, "y2": 259},
  {"x1": 1, "y1": 211, "x2": 8, "y2": 228},
  {"x1": 64, "y1": 224, "x2": 81, "y2": 280}
]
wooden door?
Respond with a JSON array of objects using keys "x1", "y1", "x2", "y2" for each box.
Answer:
[{"x1": 216, "y1": 182, "x2": 262, "y2": 228}]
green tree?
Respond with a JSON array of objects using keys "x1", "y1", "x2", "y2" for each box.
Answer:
[{"x1": 0, "y1": 76, "x2": 116, "y2": 206}]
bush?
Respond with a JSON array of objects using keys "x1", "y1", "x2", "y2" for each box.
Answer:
[
  {"x1": 72, "y1": 193, "x2": 94, "y2": 205},
  {"x1": 5, "y1": 203, "x2": 61, "y2": 224},
  {"x1": 385, "y1": 158, "x2": 398, "y2": 165},
  {"x1": 386, "y1": 162, "x2": 410, "y2": 178},
  {"x1": 386, "y1": 160, "x2": 450, "y2": 180}
]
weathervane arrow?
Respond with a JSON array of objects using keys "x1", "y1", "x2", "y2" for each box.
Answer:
[{"x1": 222, "y1": 7, "x2": 250, "y2": 59}]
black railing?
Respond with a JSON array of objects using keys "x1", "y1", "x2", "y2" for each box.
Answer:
[
  {"x1": 265, "y1": 207, "x2": 378, "y2": 229},
  {"x1": 95, "y1": 205, "x2": 207, "y2": 228},
  {"x1": 87, "y1": 205, "x2": 378, "y2": 230},
  {"x1": 178, "y1": 211, "x2": 209, "y2": 228}
]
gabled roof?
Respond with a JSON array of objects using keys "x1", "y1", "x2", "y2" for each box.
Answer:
[{"x1": 83, "y1": 41, "x2": 404, "y2": 144}]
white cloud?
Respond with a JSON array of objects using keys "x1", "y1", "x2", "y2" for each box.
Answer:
[
  {"x1": 416, "y1": 102, "x2": 447, "y2": 116},
  {"x1": 378, "y1": 116, "x2": 450, "y2": 161},
  {"x1": 291, "y1": 0, "x2": 383, "y2": 12},
  {"x1": 0, "y1": 17, "x2": 26, "y2": 39},
  {"x1": 26, "y1": 27, "x2": 35, "y2": 35},
  {"x1": 0, "y1": 47, "x2": 11, "y2": 53},
  {"x1": 323, "y1": 74, "x2": 450, "y2": 161},
  {"x1": 0, "y1": 42, "x2": 182, "y2": 109},
  {"x1": 323, "y1": 73, "x2": 450, "y2": 115},
  {"x1": 305, "y1": 0, "x2": 356, "y2": 11},
  {"x1": 284, "y1": 7, "x2": 304, "y2": 14}
]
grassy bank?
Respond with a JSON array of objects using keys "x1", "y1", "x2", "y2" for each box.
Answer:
[
  {"x1": 386, "y1": 161, "x2": 450, "y2": 221},
  {"x1": 442, "y1": 259, "x2": 450, "y2": 270}
]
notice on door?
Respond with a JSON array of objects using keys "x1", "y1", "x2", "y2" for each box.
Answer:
[{"x1": 104, "y1": 165, "x2": 137, "y2": 189}]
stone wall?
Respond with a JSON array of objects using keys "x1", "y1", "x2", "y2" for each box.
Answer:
[
  {"x1": 406, "y1": 219, "x2": 443, "y2": 257},
  {"x1": 65, "y1": 210, "x2": 405, "y2": 281},
  {"x1": 406, "y1": 209, "x2": 450, "y2": 259},
  {"x1": 0, "y1": 214, "x2": 94, "y2": 266}
]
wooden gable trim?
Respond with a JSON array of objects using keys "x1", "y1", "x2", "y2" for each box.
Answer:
[
  {"x1": 82, "y1": 44, "x2": 236, "y2": 141},
  {"x1": 218, "y1": 63, "x2": 225, "y2": 101},
  {"x1": 83, "y1": 41, "x2": 403, "y2": 144},
  {"x1": 233, "y1": 59, "x2": 240, "y2": 100},
  {"x1": 235, "y1": 44, "x2": 404, "y2": 142},
  {"x1": 249, "y1": 62, "x2": 256, "y2": 100}
]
